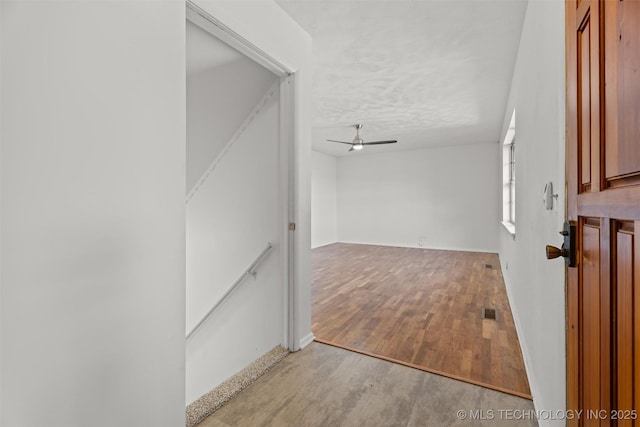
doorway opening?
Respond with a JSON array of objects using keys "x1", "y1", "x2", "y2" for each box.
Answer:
[{"x1": 184, "y1": 4, "x2": 295, "y2": 407}]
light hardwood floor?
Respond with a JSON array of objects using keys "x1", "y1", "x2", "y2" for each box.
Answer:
[
  {"x1": 198, "y1": 342, "x2": 537, "y2": 427},
  {"x1": 312, "y1": 243, "x2": 531, "y2": 398}
]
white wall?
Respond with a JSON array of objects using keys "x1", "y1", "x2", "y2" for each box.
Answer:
[
  {"x1": 185, "y1": 82, "x2": 283, "y2": 404},
  {"x1": 1, "y1": 2, "x2": 186, "y2": 426},
  {"x1": 187, "y1": 57, "x2": 276, "y2": 192},
  {"x1": 311, "y1": 151, "x2": 337, "y2": 248},
  {"x1": 0, "y1": 1, "x2": 3, "y2": 420},
  {"x1": 337, "y1": 143, "x2": 499, "y2": 252},
  {"x1": 498, "y1": 1, "x2": 566, "y2": 425}
]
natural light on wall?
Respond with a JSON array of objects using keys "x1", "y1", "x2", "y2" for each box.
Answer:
[{"x1": 502, "y1": 110, "x2": 516, "y2": 234}]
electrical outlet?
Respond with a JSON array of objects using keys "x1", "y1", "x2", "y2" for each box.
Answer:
[{"x1": 418, "y1": 236, "x2": 426, "y2": 247}]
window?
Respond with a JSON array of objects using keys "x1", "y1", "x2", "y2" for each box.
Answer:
[{"x1": 502, "y1": 110, "x2": 516, "y2": 234}]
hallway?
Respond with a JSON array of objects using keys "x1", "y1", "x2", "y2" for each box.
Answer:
[{"x1": 197, "y1": 342, "x2": 537, "y2": 426}]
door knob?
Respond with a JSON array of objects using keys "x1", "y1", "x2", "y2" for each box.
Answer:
[
  {"x1": 546, "y1": 220, "x2": 577, "y2": 267},
  {"x1": 546, "y1": 245, "x2": 567, "y2": 259}
]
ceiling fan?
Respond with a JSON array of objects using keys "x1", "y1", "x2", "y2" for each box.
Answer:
[{"x1": 327, "y1": 124, "x2": 397, "y2": 152}]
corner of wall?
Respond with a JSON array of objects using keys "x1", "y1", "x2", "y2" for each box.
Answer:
[
  {"x1": 293, "y1": 61, "x2": 313, "y2": 352},
  {"x1": 311, "y1": 151, "x2": 338, "y2": 248}
]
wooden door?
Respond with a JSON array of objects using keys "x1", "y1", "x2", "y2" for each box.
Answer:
[{"x1": 566, "y1": 0, "x2": 640, "y2": 426}]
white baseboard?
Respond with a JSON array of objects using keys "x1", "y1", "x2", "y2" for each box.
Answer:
[
  {"x1": 499, "y1": 255, "x2": 541, "y2": 408},
  {"x1": 311, "y1": 241, "x2": 338, "y2": 249},
  {"x1": 336, "y1": 240, "x2": 498, "y2": 254},
  {"x1": 299, "y1": 332, "x2": 315, "y2": 349}
]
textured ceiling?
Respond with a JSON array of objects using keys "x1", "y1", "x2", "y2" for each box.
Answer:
[{"x1": 276, "y1": 0, "x2": 527, "y2": 156}]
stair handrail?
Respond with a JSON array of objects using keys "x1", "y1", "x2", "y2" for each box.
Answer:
[{"x1": 186, "y1": 242, "x2": 273, "y2": 341}]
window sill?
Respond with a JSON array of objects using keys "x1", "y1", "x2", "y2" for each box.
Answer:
[{"x1": 501, "y1": 221, "x2": 516, "y2": 237}]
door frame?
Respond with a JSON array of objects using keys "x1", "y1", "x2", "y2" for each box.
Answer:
[{"x1": 186, "y1": 0, "x2": 298, "y2": 351}]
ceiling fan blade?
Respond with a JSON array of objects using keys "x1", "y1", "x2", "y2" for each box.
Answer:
[
  {"x1": 327, "y1": 139, "x2": 353, "y2": 145},
  {"x1": 362, "y1": 140, "x2": 398, "y2": 145},
  {"x1": 348, "y1": 146, "x2": 354, "y2": 152}
]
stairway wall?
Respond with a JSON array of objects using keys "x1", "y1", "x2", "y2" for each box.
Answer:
[{"x1": 185, "y1": 85, "x2": 284, "y2": 405}]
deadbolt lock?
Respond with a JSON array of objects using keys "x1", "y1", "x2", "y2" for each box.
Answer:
[{"x1": 546, "y1": 220, "x2": 576, "y2": 267}]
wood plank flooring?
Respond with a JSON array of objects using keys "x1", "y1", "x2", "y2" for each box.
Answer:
[
  {"x1": 311, "y1": 243, "x2": 531, "y2": 398},
  {"x1": 198, "y1": 342, "x2": 537, "y2": 427}
]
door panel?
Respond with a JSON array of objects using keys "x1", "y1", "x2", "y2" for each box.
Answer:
[
  {"x1": 604, "y1": 0, "x2": 640, "y2": 184},
  {"x1": 582, "y1": 222, "x2": 602, "y2": 422},
  {"x1": 567, "y1": 1, "x2": 640, "y2": 426},
  {"x1": 579, "y1": 19, "x2": 592, "y2": 190},
  {"x1": 616, "y1": 222, "x2": 634, "y2": 427}
]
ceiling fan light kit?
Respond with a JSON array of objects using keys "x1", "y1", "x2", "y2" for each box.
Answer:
[{"x1": 327, "y1": 124, "x2": 397, "y2": 152}]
